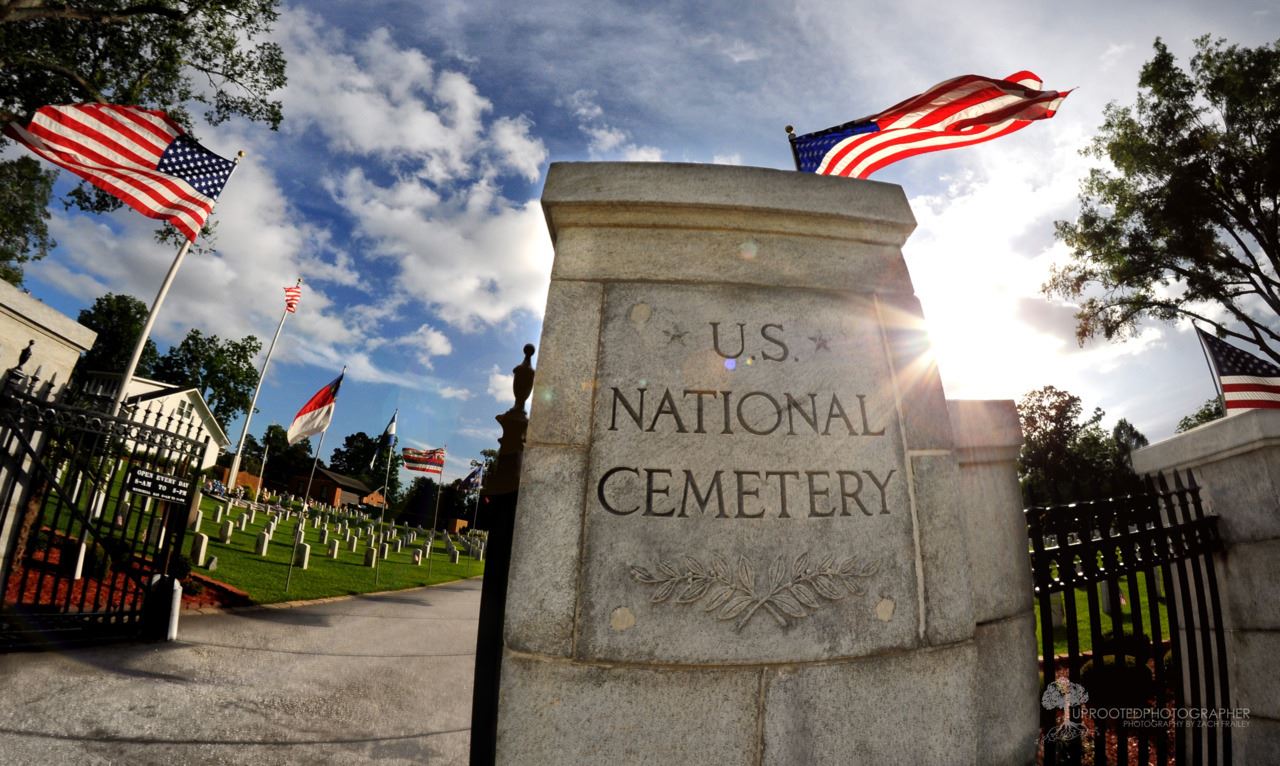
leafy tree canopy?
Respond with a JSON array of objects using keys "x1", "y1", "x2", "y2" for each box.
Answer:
[
  {"x1": 1047, "y1": 36, "x2": 1280, "y2": 362},
  {"x1": 1176, "y1": 397, "x2": 1226, "y2": 433},
  {"x1": 151, "y1": 328, "x2": 262, "y2": 430},
  {"x1": 328, "y1": 431, "x2": 403, "y2": 507},
  {"x1": 258, "y1": 423, "x2": 312, "y2": 489},
  {"x1": 77, "y1": 292, "x2": 159, "y2": 375},
  {"x1": 0, "y1": 0, "x2": 287, "y2": 280},
  {"x1": 0, "y1": 157, "x2": 55, "y2": 285},
  {"x1": 1017, "y1": 386, "x2": 1149, "y2": 502}
]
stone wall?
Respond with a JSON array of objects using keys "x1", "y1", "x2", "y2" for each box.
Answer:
[
  {"x1": 1134, "y1": 410, "x2": 1280, "y2": 764},
  {"x1": 0, "y1": 281, "x2": 96, "y2": 591},
  {"x1": 497, "y1": 163, "x2": 1036, "y2": 764}
]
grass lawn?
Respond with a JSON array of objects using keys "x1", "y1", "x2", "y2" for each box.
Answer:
[
  {"x1": 190, "y1": 496, "x2": 484, "y2": 604},
  {"x1": 1033, "y1": 569, "x2": 1172, "y2": 657}
]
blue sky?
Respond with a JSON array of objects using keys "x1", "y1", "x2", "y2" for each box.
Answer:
[{"x1": 15, "y1": 0, "x2": 1280, "y2": 481}]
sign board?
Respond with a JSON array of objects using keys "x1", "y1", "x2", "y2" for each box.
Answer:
[{"x1": 125, "y1": 467, "x2": 194, "y2": 504}]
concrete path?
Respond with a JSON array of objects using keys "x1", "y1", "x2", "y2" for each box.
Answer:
[{"x1": 0, "y1": 578, "x2": 482, "y2": 765}]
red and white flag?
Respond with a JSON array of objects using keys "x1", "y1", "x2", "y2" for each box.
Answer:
[
  {"x1": 284, "y1": 284, "x2": 302, "y2": 313},
  {"x1": 5, "y1": 104, "x2": 237, "y2": 241},
  {"x1": 792, "y1": 72, "x2": 1069, "y2": 179},
  {"x1": 287, "y1": 372, "x2": 344, "y2": 445}
]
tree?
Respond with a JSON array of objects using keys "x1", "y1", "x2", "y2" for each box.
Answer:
[
  {"x1": 1047, "y1": 36, "x2": 1280, "y2": 362},
  {"x1": 258, "y1": 423, "x2": 312, "y2": 490},
  {"x1": 1177, "y1": 398, "x2": 1225, "y2": 432},
  {"x1": 77, "y1": 293, "x2": 159, "y2": 375},
  {"x1": 151, "y1": 328, "x2": 262, "y2": 430},
  {"x1": 0, "y1": 0, "x2": 287, "y2": 279},
  {"x1": 216, "y1": 432, "x2": 262, "y2": 475},
  {"x1": 1017, "y1": 386, "x2": 1148, "y2": 501},
  {"x1": 0, "y1": 157, "x2": 55, "y2": 285},
  {"x1": 327, "y1": 431, "x2": 403, "y2": 506}
]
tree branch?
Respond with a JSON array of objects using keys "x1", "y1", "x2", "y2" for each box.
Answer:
[
  {"x1": 0, "y1": 3, "x2": 191, "y2": 25},
  {"x1": 7, "y1": 56, "x2": 107, "y2": 103}
]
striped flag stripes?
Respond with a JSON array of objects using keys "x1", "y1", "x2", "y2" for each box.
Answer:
[
  {"x1": 5, "y1": 104, "x2": 236, "y2": 241},
  {"x1": 792, "y1": 72, "x2": 1069, "y2": 179}
]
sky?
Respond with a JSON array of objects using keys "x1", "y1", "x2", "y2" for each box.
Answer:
[{"x1": 14, "y1": 0, "x2": 1280, "y2": 483}]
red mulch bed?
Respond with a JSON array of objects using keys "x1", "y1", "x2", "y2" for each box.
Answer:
[
  {"x1": 3, "y1": 541, "x2": 144, "y2": 613},
  {"x1": 181, "y1": 572, "x2": 253, "y2": 610},
  {"x1": 3, "y1": 539, "x2": 253, "y2": 614}
]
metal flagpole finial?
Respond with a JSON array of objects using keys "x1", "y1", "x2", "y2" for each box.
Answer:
[
  {"x1": 236, "y1": 150, "x2": 246, "y2": 160},
  {"x1": 785, "y1": 125, "x2": 795, "y2": 136}
]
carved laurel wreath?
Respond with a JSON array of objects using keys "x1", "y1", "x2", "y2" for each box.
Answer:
[{"x1": 629, "y1": 552, "x2": 878, "y2": 632}]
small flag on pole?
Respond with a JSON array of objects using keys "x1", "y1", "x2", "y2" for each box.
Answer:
[
  {"x1": 402, "y1": 447, "x2": 445, "y2": 474},
  {"x1": 5, "y1": 104, "x2": 237, "y2": 241},
  {"x1": 370, "y1": 410, "x2": 398, "y2": 469},
  {"x1": 790, "y1": 72, "x2": 1069, "y2": 179},
  {"x1": 284, "y1": 284, "x2": 302, "y2": 313},
  {"x1": 1197, "y1": 329, "x2": 1280, "y2": 412},
  {"x1": 287, "y1": 372, "x2": 344, "y2": 445},
  {"x1": 462, "y1": 466, "x2": 482, "y2": 490}
]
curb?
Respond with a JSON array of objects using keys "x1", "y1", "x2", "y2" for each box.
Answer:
[{"x1": 180, "y1": 574, "x2": 485, "y2": 617}]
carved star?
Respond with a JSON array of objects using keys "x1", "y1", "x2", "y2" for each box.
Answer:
[
  {"x1": 664, "y1": 325, "x2": 688, "y2": 345},
  {"x1": 809, "y1": 332, "x2": 830, "y2": 351}
]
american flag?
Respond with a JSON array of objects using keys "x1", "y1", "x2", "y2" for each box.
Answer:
[
  {"x1": 1198, "y1": 329, "x2": 1280, "y2": 412},
  {"x1": 403, "y1": 447, "x2": 446, "y2": 474},
  {"x1": 284, "y1": 284, "x2": 302, "y2": 313},
  {"x1": 791, "y1": 72, "x2": 1069, "y2": 179},
  {"x1": 5, "y1": 104, "x2": 236, "y2": 241}
]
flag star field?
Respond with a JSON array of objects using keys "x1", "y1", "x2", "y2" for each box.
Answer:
[{"x1": 18, "y1": 0, "x2": 1279, "y2": 481}]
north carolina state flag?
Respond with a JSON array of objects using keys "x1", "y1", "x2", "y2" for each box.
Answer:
[{"x1": 286, "y1": 372, "x2": 344, "y2": 445}]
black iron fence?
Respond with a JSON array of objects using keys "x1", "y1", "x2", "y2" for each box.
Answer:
[
  {"x1": 1026, "y1": 469, "x2": 1232, "y2": 766},
  {"x1": 0, "y1": 369, "x2": 210, "y2": 650}
]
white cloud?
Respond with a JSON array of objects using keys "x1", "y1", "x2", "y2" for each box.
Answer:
[
  {"x1": 487, "y1": 364, "x2": 514, "y2": 403},
  {"x1": 439, "y1": 386, "x2": 472, "y2": 400},
  {"x1": 565, "y1": 90, "x2": 664, "y2": 162},
  {"x1": 490, "y1": 115, "x2": 548, "y2": 182},
  {"x1": 1100, "y1": 42, "x2": 1134, "y2": 71},
  {"x1": 712, "y1": 153, "x2": 743, "y2": 165},
  {"x1": 393, "y1": 323, "x2": 454, "y2": 368}
]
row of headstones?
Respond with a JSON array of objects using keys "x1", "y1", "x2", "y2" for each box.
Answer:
[
  {"x1": 187, "y1": 507, "x2": 445, "y2": 571},
  {"x1": 1044, "y1": 578, "x2": 1167, "y2": 628}
]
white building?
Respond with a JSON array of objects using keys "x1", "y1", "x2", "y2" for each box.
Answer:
[{"x1": 79, "y1": 372, "x2": 230, "y2": 469}]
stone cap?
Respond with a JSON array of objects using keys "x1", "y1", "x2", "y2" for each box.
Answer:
[
  {"x1": 541, "y1": 162, "x2": 916, "y2": 247},
  {"x1": 1133, "y1": 409, "x2": 1280, "y2": 474},
  {"x1": 947, "y1": 399, "x2": 1022, "y2": 465},
  {"x1": 0, "y1": 280, "x2": 97, "y2": 351}
]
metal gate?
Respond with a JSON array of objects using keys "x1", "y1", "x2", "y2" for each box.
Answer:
[
  {"x1": 0, "y1": 369, "x2": 210, "y2": 650},
  {"x1": 1026, "y1": 470, "x2": 1233, "y2": 765}
]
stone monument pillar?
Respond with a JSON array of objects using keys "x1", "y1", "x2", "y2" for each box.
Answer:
[{"x1": 498, "y1": 162, "x2": 1033, "y2": 764}]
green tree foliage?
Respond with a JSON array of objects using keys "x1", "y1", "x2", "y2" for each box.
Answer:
[
  {"x1": 396, "y1": 476, "x2": 468, "y2": 529},
  {"x1": 0, "y1": 0, "x2": 287, "y2": 277},
  {"x1": 1047, "y1": 36, "x2": 1280, "y2": 362},
  {"x1": 0, "y1": 157, "x2": 55, "y2": 285},
  {"x1": 1176, "y1": 397, "x2": 1226, "y2": 432},
  {"x1": 258, "y1": 423, "x2": 312, "y2": 489},
  {"x1": 327, "y1": 431, "x2": 403, "y2": 506},
  {"x1": 1017, "y1": 386, "x2": 1149, "y2": 502},
  {"x1": 152, "y1": 328, "x2": 262, "y2": 430},
  {"x1": 216, "y1": 432, "x2": 262, "y2": 475},
  {"x1": 77, "y1": 292, "x2": 159, "y2": 374}
]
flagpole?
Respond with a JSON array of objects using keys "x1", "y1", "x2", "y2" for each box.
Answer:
[
  {"x1": 227, "y1": 277, "x2": 300, "y2": 501},
  {"x1": 253, "y1": 442, "x2": 270, "y2": 505},
  {"x1": 301, "y1": 428, "x2": 329, "y2": 512},
  {"x1": 110, "y1": 151, "x2": 245, "y2": 417},
  {"x1": 426, "y1": 446, "x2": 446, "y2": 581},
  {"x1": 287, "y1": 426, "x2": 326, "y2": 594},
  {"x1": 374, "y1": 430, "x2": 394, "y2": 587},
  {"x1": 1194, "y1": 325, "x2": 1228, "y2": 414}
]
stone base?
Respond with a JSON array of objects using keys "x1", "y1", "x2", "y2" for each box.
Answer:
[{"x1": 497, "y1": 642, "x2": 978, "y2": 765}]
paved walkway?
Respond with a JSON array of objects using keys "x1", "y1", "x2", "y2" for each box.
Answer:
[{"x1": 0, "y1": 578, "x2": 482, "y2": 765}]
